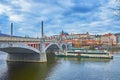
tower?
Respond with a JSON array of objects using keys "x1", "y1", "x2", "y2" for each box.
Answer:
[
  {"x1": 40, "y1": 21, "x2": 47, "y2": 62},
  {"x1": 41, "y1": 21, "x2": 44, "y2": 38},
  {"x1": 11, "y1": 23, "x2": 13, "y2": 37}
]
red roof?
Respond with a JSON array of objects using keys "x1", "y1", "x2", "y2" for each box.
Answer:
[{"x1": 103, "y1": 33, "x2": 112, "y2": 36}]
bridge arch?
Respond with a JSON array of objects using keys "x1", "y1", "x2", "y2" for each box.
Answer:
[
  {"x1": 60, "y1": 43, "x2": 67, "y2": 50},
  {"x1": 0, "y1": 43, "x2": 41, "y2": 54},
  {"x1": 0, "y1": 43, "x2": 44, "y2": 62},
  {"x1": 45, "y1": 43, "x2": 60, "y2": 53}
]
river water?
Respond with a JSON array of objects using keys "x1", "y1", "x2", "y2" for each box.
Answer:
[{"x1": 0, "y1": 52, "x2": 120, "y2": 80}]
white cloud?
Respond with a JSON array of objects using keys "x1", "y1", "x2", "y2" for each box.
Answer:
[
  {"x1": 0, "y1": 4, "x2": 11, "y2": 14},
  {"x1": 0, "y1": 2, "x2": 25, "y2": 22},
  {"x1": 10, "y1": 0, "x2": 32, "y2": 12},
  {"x1": 9, "y1": 14, "x2": 24, "y2": 22},
  {"x1": 89, "y1": 19, "x2": 112, "y2": 27},
  {"x1": 0, "y1": 0, "x2": 120, "y2": 37}
]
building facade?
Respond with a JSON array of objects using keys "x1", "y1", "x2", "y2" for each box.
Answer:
[{"x1": 101, "y1": 33, "x2": 118, "y2": 45}]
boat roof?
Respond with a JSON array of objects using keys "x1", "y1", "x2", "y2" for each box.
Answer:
[{"x1": 69, "y1": 47, "x2": 84, "y2": 50}]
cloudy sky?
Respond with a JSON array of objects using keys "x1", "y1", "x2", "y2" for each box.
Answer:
[{"x1": 0, "y1": 0, "x2": 120, "y2": 37}]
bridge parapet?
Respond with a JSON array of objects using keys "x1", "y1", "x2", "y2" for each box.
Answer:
[
  {"x1": 0, "y1": 37, "x2": 69, "y2": 62},
  {"x1": 0, "y1": 36, "x2": 58, "y2": 43},
  {"x1": 0, "y1": 37, "x2": 40, "y2": 42}
]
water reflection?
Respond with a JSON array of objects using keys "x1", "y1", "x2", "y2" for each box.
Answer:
[
  {"x1": 0, "y1": 54, "x2": 58, "y2": 80},
  {"x1": 59, "y1": 57, "x2": 111, "y2": 64},
  {"x1": 0, "y1": 60, "x2": 8, "y2": 80},
  {"x1": 7, "y1": 62, "x2": 48, "y2": 80},
  {"x1": 6, "y1": 55, "x2": 58, "y2": 80},
  {"x1": 0, "y1": 53, "x2": 120, "y2": 80},
  {"x1": 0, "y1": 55, "x2": 112, "y2": 80}
]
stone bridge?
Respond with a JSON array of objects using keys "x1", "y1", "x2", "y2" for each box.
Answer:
[
  {"x1": 0, "y1": 41, "x2": 69, "y2": 62},
  {"x1": 0, "y1": 21, "x2": 72, "y2": 62}
]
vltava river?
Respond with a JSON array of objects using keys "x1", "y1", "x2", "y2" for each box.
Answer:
[{"x1": 0, "y1": 52, "x2": 120, "y2": 80}]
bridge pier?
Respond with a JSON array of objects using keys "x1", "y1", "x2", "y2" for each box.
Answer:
[
  {"x1": 40, "y1": 53, "x2": 47, "y2": 62},
  {"x1": 7, "y1": 53, "x2": 42, "y2": 62},
  {"x1": 40, "y1": 42, "x2": 47, "y2": 62}
]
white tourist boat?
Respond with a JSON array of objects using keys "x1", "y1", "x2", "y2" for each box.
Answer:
[{"x1": 55, "y1": 48, "x2": 113, "y2": 59}]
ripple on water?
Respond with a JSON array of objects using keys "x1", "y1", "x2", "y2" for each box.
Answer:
[
  {"x1": 0, "y1": 60, "x2": 8, "y2": 80},
  {"x1": 1, "y1": 53, "x2": 120, "y2": 80}
]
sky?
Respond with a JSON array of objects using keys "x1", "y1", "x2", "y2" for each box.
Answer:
[{"x1": 0, "y1": 0, "x2": 120, "y2": 37}]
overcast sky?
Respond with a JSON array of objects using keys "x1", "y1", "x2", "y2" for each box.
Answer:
[{"x1": 0, "y1": 0, "x2": 120, "y2": 37}]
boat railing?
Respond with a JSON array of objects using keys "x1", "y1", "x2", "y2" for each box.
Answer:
[{"x1": 67, "y1": 49, "x2": 109, "y2": 54}]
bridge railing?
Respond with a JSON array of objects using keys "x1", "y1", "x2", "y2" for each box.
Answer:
[
  {"x1": 0, "y1": 37, "x2": 41, "y2": 42},
  {"x1": 0, "y1": 36, "x2": 59, "y2": 42},
  {"x1": 0, "y1": 43, "x2": 41, "y2": 54}
]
